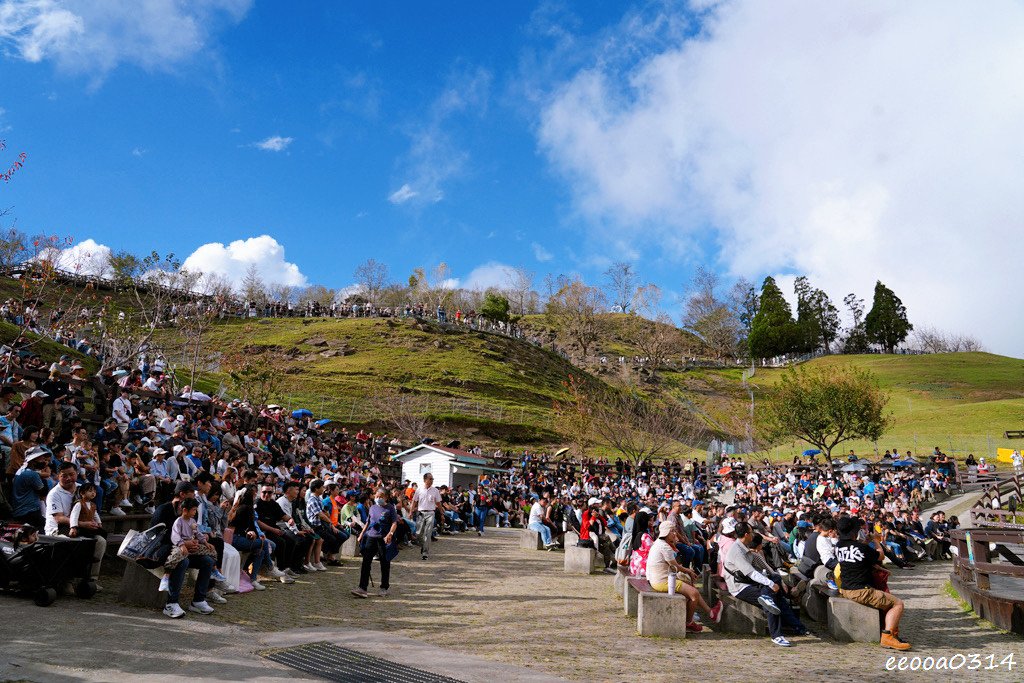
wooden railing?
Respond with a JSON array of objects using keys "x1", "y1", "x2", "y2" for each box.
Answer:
[
  {"x1": 951, "y1": 527, "x2": 1024, "y2": 591},
  {"x1": 970, "y1": 475, "x2": 1022, "y2": 526}
]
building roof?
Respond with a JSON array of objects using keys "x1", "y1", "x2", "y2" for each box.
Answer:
[{"x1": 392, "y1": 443, "x2": 490, "y2": 466}]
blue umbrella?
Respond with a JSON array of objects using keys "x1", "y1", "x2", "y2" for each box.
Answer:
[
  {"x1": 892, "y1": 459, "x2": 916, "y2": 467},
  {"x1": 802, "y1": 449, "x2": 821, "y2": 456},
  {"x1": 292, "y1": 409, "x2": 313, "y2": 418},
  {"x1": 315, "y1": 418, "x2": 332, "y2": 427}
]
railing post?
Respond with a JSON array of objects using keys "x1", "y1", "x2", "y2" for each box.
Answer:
[{"x1": 969, "y1": 533, "x2": 991, "y2": 590}]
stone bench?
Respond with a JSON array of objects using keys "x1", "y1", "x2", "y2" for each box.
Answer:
[
  {"x1": 563, "y1": 530, "x2": 579, "y2": 547},
  {"x1": 564, "y1": 544, "x2": 598, "y2": 575},
  {"x1": 827, "y1": 591, "x2": 884, "y2": 642},
  {"x1": 118, "y1": 562, "x2": 199, "y2": 610},
  {"x1": 709, "y1": 575, "x2": 769, "y2": 636},
  {"x1": 519, "y1": 529, "x2": 544, "y2": 551},
  {"x1": 801, "y1": 583, "x2": 830, "y2": 624},
  {"x1": 628, "y1": 577, "x2": 689, "y2": 638},
  {"x1": 340, "y1": 534, "x2": 360, "y2": 558}
]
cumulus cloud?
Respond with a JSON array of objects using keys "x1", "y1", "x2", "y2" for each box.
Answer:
[
  {"x1": 50, "y1": 238, "x2": 111, "y2": 276},
  {"x1": 0, "y1": 0, "x2": 252, "y2": 76},
  {"x1": 181, "y1": 235, "x2": 307, "y2": 290},
  {"x1": 531, "y1": 242, "x2": 553, "y2": 262},
  {"x1": 460, "y1": 262, "x2": 517, "y2": 292},
  {"x1": 253, "y1": 135, "x2": 293, "y2": 152},
  {"x1": 538, "y1": 0, "x2": 1024, "y2": 356}
]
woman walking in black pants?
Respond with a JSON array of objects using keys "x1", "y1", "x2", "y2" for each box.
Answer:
[{"x1": 351, "y1": 487, "x2": 398, "y2": 598}]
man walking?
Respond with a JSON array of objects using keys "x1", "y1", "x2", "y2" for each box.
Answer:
[{"x1": 411, "y1": 472, "x2": 442, "y2": 560}]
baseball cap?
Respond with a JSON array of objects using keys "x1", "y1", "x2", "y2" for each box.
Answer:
[
  {"x1": 152, "y1": 448, "x2": 167, "y2": 456},
  {"x1": 31, "y1": 390, "x2": 47, "y2": 398},
  {"x1": 172, "y1": 445, "x2": 187, "y2": 454},
  {"x1": 658, "y1": 520, "x2": 676, "y2": 538},
  {"x1": 588, "y1": 497, "x2": 601, "y2": 507},
  {"x1": 721, "y1": 517, "x2": 737, "y2": 534}
]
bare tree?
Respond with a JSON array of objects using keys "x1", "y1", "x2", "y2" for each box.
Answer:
[
  {"x1": 604, "y1": 262, "x2": 639, "y2": 313},
  {"x1": 353, "y1": 258, "x2": 389, "y2": 303},
  {"x1": 682, "y1": 266, "x2": 739, "y2": 359},
  {"x1": 506, "y1": 266, "x2": 535, "y2": 316},
  {"x1": 0, "y1": 226, "x2": 28, "y2": 271},
  {"x1": 240, "y1": 264, "x2": 266, "y2": 305},
  {"x1": 370, "y1": 390, "x2": 434, "y2": 441},
  {"x1": 268, "y1": 283, "x2": 294, "y2": 305},
  {"x1": 545, "y1": 276, "x2": 605, "y2": 358},
  {"x1": 623, "y1": 285, "x2": 683, "y2": 379},
  {"x1": 593, "y1": 391, "x2": 710, "y2": 466}
]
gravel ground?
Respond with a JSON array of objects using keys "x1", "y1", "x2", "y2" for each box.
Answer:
[{"x1": 6, "y1": 527, "x2": 1021, "y2": 683}]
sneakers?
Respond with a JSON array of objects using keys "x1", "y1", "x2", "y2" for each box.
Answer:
[
  {"x1": 303, "y1": 563, "x2": 317, "y2": 572},
  {"x1": 189, "y1": 601, "x2": 215, "y2": 615},
  {"x1": 772, "y1": 636, "x2": 792, "y2": 647},
  {"x1": 278, "y1": 574, "x2": 295, "y2": 584},
  {"x1": 378, "y1": 589, "x2": 388, "y2": 597},
  {"x1": 145, "y1": 505, "x2": 155, "y2": 514},
  {"x1": 206, "y1": 590, "x2": 227, "y2": 604},
  {"x1": 686, "y1": 621, "x2": 704, "y2": 633},
  {"x1": 544, "y1": 544, "x2": 558, "y2": 551},
  {"x1": 421, "y1": 554, "x2": 428, "y2": 561},
  {"x1": 118, "y1": 499, "x2": 134, "y2": 508},
  {"x1": 826, "y1": 578, "x2": 838, "y2": 591},
  {"x1": 314, "y1": 562, "x2": 327, "y2": 571},
  {"x1": 133, "y1": 495, "x2": 145, "y2": 505},
  {"x1": 158, "y1": 574, "x2": 170, "y2": 592},
  {"x1": 268, "y1": 566, "x2": 287, "y2": 578},
  {"x1": 109, "y1": 507, "x2": 127, "y2": 517},
  {"x1": 284, "y1": 568, "x2": 298, "y2": 578},
  {"x1": 250, "y1": 580, "x2": 266, "y2": 591},
  {"x1": 708, "y1": 600, "x2": 724, "y2": 624},
  {"x1": 758, "y1": 595, "x2": 782, "y2": 615},
  {"x1": 211, "y1": 568, "x2": 228, "y2": 583},
  {"x1": 351, "y1": 587, "x2": 369, "y2": 598},
  {"x1": 163, "y1": 602, "x2": 185, "y2": 618},
  {"x1": 881, "y1": 632, "x2": 912, "y2": 650}
]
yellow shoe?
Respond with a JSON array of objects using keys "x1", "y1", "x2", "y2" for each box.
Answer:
[{"x1": 881, "y1": 632, "x2": 911, "y2": 650}]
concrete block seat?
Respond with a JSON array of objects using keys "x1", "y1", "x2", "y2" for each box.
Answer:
[
  {"x1": 119, "y1": 562, "x2": 198, "y2": 610},
  {"x1": 709, "y1": 575, "x2": 769, "y2": 636},
  {"x1": 563, "y1": 530, "x2": 579, "y2": 547},
  {"x1": 827, "y1": 592, "x2": 884, "y2": 642},
  {"x1": 340, "y1": 534, "x2": 360, "y2": 558},
  {"x1": 626, "y1": 577, "x2": 689, "y2": 638},
  {"x1": 564, "y1": 544, "x2": 598, "y2": 575},
  {"x1": 519, "y1": 529, "x2": 545, "y2": 551},
  {"x1": 613, "y1": 565, "x2": 629, "y2": 597}
]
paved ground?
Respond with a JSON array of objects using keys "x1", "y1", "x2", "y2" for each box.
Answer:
[{"x1": 1, "y1": 526, "x2": 1020, "y2": 683}]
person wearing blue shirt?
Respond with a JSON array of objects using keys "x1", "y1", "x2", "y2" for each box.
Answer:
[{"x1": 12, "y1": 452, "x2": 50, "y2": 527}]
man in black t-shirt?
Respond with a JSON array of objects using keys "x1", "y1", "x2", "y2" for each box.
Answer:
[{"x1": 835, "y1": 516, "x2": 911, "y2": 651}]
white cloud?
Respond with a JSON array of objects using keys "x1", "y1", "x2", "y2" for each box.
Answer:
[
  {"x1": 390, "y1": 66, "x2": 491, "y2": 206},
  {"x1": 130, "y1": 146, "x2": 145, "y2": 157},
  {"x1": 253, "y1": 135, "x2": 292, "y2": 152},
  {"x1": 50, "y1": 237, "x2": 111, "y2": 276},
  {"x1": 539, "y1": 0, "x2": 1024, "y2": 357},
  {"x1": 461, "y1": 262, "x2": 517, "y2": 292},
  {"x1": 531, "y1": 242, "x2": 553, "y2": 262},
  {"x1": 387, "y1": 183, "x2": 418, "y2": 205},
  {"x1": 181, "y1": 235, "x2": 307, "y2": 290},
  {"x1": 0, "y1": 0, "x2": 252, "y2": 76}
]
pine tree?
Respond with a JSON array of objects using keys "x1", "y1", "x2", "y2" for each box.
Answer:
[
  {"x1": 864, "y1": 281, "x2": 912, "y2": 353},
  {"x1": 795, "y1": 276, "x2": 840, "y2": 353},
  {"x1": 748, "y1": 276, "x2": 797, "y2": 359}
]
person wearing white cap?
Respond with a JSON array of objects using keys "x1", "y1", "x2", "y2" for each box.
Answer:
[
  {"x1": 646, "y1": 520, "x2": 722, "y2": 633},
  {"x1": 11, "y1": 446, "x2": 51, "y2": 528}
]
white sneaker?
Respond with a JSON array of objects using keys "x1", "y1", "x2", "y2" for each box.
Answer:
[
  {"x1": 250, "y1": 580, "x2": 266, "y2": 591},
  {"x1": 278, "y1": 575, "x2": 295, "y2": 584},
  {"x1": 314, "y1": 562, "x2": 327, "y2": 571},
  {"x1": 118, "y1": 499, "x2": 134, "y2": 508},
  {"x1": 145, "y1": 505, "x2": 155, "y2": 514},
  {"x1": 189, "y1": 601, "x2": 214, "y2": 615},
  {"x1": 109, "y1": 507, "x2": 126, "y2": 517},
  {"x1": 206, "y1": 590, "x2": 227, "y2": 604},
  {"x1": 284, "y1": 568, "x2": 298, "y2": 577},
  {"x1": 163, "y1": 603, "x2": 185, "y2": 618},
  {"x1": 268, "y1": 566, "x2": 286, "y2": 578},
  {"x1": 158, "y1": 574, "x2": 170, "y2": 592},
  {"x1": 303, "y1": 563, "x2": 317, "y2": 572}
]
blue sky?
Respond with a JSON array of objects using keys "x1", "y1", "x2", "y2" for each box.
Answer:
[{"x1": 2, "y1": 1, "x2": 1022, "y2": 356}]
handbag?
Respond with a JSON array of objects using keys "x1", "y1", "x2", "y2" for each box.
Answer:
[{"x1": 118, "y1": 523, "x2": 166, "y2": 564}]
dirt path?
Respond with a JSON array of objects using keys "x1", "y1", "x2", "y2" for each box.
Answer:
[{"x1": 8, "y1": 527, "x2": 1021, "y2": 683}]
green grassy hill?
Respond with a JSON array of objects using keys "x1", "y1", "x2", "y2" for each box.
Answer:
[{"x1": 748, "y1": 353, "x2": 1024, "y2": 459}]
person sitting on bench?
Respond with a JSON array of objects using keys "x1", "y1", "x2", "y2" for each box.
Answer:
[
  {"x1": 723, "y1": 521, "x2": 807, "y2": 647},
  {"x1": 645, "y1": 520, "x2": 723, "y2": 633}
]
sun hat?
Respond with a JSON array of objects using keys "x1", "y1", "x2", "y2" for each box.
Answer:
[{"x1": 658, "y1": 520, "x2": 676, "y2": 538}]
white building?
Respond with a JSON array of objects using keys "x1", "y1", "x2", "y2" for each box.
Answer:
[{"x1": 391, "y1": 443, "x2": 504, "y2": 490}]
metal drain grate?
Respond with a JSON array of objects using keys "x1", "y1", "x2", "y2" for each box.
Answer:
[{"x1": 263, "y1": 641, "x2": 468, "y2": 683}]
